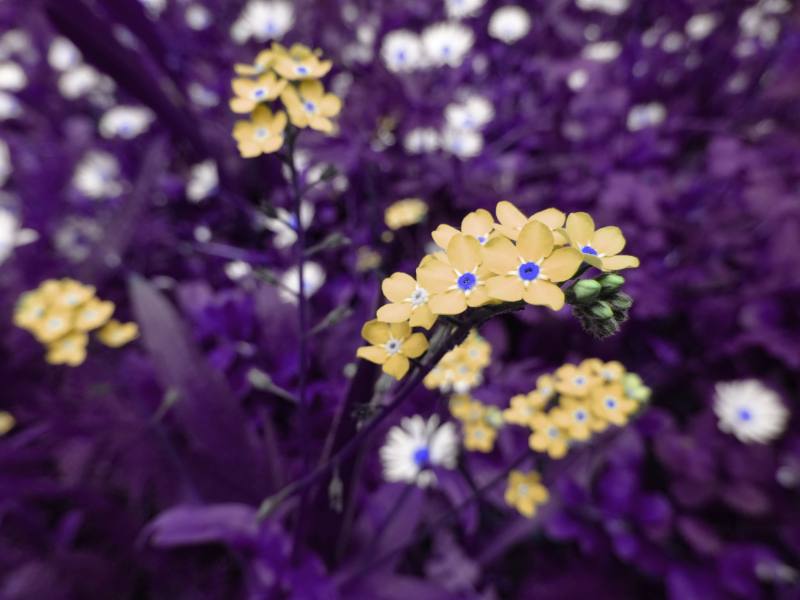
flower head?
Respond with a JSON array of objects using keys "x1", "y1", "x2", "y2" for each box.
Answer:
[
  {"x1": 432, "y1": 208, "x2": 495, "y2": 250},
  {"x1": 356, "y1": 320, "x2": 429, "y2": 380},
  {"x1": 259, "y1": 202, "x2": 313, "y2": 249},
  {"x1": 482, "y1": 221, "x2": 582, "y2": 310},
  {"x1": 233, "y1": 105, "x2": 287, "y2": 157},
  {"x1": 505, "y1": 470, "x2": 548, "y2": 517},
  {"x1": 229, "y1": 72, "x2": 287, "y2": 113},
  {"x1": 552, "y1": 397, "x2": 598, "y2": 441},
  {"x1": 590, "y1": 384, "x2": 636, "y2": 426},
  {"x1": 97, "y1": 320, "x2": 139, "y2": 347},
  {"x1": 529, "y1": 412, "x2": 569, "y2": 458},
  {"x1": 426, "y1": 331, "x2": 491, "y2": 393},
  {"x1": 281, "y1": 80, "x2": 341, "y2": 133},
  {"x1": 445, "y1": 0, "x2": 486, "y2": 19},
  {"x1": 444, "y1": 95, "x2": 494, "y2": 131},
  {"x1": 421, "y1": 22, "x2": 474, "y2": 68},
  {"x1": 462, "y1": 419, "x2": 497, "y2": 452},
  {"x1": 45, "y1": 331, "x2": 88, "y2": 366},
  {"x1": 377, "y1": 272, "x2": 437, "y2": 329},
  {"x1": 714, "y1": 380, "x2": 788, "y2": 444},
  {"x1": 381, "y1": 30, "x2": 424, "y2": 73},
  {"x1": 73, "y1": 298, "x2": 115, "y2": 332},
  {"x1": 384, "y1": 198, "x2": 428, "y2": 230},
  {"x1": 272, "y1": 43, "x2": 332, "y2": 80},
  {"x1": 503, "y1": 391, "x2": 548, "y2": 427},
  {"x1": 488, "y1": 6, "x2": 532, "y2": 44},
  {"x1": 565, "y1": 212, "x2": 639, "y2": 271},
  {"x1": 380, "y1": 415, "x2": 458, "y2": 487}
]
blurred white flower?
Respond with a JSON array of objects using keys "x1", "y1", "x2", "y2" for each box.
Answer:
[
  {"x1": 59, "y1": 65, "x2": 114, "y2": 101},
  {"x1": 231, "y1": 0, "x2": 294, "y2": 43},
  {"x1": 582, "y1": 41, "x2": 621, "y2": 62},
  {"x1": 0, "y1": 62, "x2": 27, "y2": 91},
  {"x1": 48, "y1": 37, "x2": 82, "y2": 71},
  {"x1": 185, "y1": 4, "x2": 212, "y2": 30},
  {"x1": 72, "y1": 151, "x2": 123, "y2": 199},
  {"x1": 186, "y1": 160, "x2": 218, "y2": 203},
  {"x1": 0, "y1": 207, "x2": 38, "y2": 265},
  {"x1": 685, "y1": 14, "x2": 717, "y2": 40},
  {"x1": 279, "y1": 262, "x2": 325, "y2": 304},
  {"x1": 421, "y1": 22, "x2": 474, "y2": 68},
  {"x1": 445, "y1": 94, "x2": 494, "y2": 131},
  {"x1": 380, "y1": 415, "x2": 458, "y2": 487},
  {"x1": 225, "y1": 260, "x2": 252, "y2": 281},
  {"x1": 258, "y1": 202, "x2": 313, "y2": 249},
  {"x1": 488, "y1": 6, "x2": 531, "y2": 44},
  {"x1": 54, "y1": 218, "x2": 102, "y2": 262},
  {"x1": 714, "y1": 380, "x2": 788, "y2": 444},
  {"x1": 576, "y1": 0, "x2": 629, "y2": 15},
  {"x1": 567, "y1": 68, "x2": 589, "y2": 91},
  {"x1": 188, "y1": 82, "x2": 219, "y2": 108},
  {"x1": 99, "y1": 105, "x2": 154, "y2": 139},
  {"x1": 404, "y1": 128, "x2": 440, "y2": 154},
  {"x1": 626, "y1": 102, "x2": 666, "y2": 131},
  {"x1": 0, "y1": 92, "x2": 21, "y2": 120},
  {"x1": 139, "y1": 0, "x2": 166, "y2": 17},
  {"x1": 381, "y1": 30, "x2": 424, "y2": 73},
  {"x1": 441, "y1": 126, "x2": 483, "y2": 158},
  {"x1": 445, "y1": 0, "x2": 486, "y2": 20}
]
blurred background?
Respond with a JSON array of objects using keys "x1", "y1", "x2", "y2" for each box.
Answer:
[{"x1": 1, "y1": 0, "x2": 799, "y2": 598}]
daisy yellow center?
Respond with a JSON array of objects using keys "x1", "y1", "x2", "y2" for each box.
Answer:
[
  {"x1": 412, "y1": 446, "x2": 430, "y2": 466},
  {"x1": 457, "y1": 272, "x2": 477, "y2": 292},
  {"x1": 518, "y1": 262, "x2": 540, "y2": 281},
  {"x1": 581, "y1": 245, "x2": 598, "y2": 256},
  {"x1": 384, "y1": 338, "x2": 402, "y2": 356}
]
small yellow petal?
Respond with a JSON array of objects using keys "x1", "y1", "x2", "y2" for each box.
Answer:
[
  {"x1": 517, "y1": 221, "x2": 554, "y2": 263},
  {"x1": 481, "y1": 237, "x2": 518, "y2": 275},
  {"x1": 531, "y1": 207, "x2": 566, "y2": 230},
  {"x1": 592, "y1": 226, "x2": 626, "y2": 256},
  {"x1": 402, "y1": 333, "x2": 429, "y2": 358},
  {"x1": 565, "y1": 212, "x2": 595, "y2": 245},
  {"x1": 356, "y1": 345, "x2": 388, "y2": 364},
  {"x1": 376, "y1": 303, "x2": 412, "y2": 323},
  {"x1": 523, "y1": 280, "x2": 565, "y2": 310},
  {"x1": 417, "y1": 258, "x2": 455, "y2": 293},
  {"x1": 540, "y1": 247, "x2": 582, "y2": 282},
  {"x1": 487, "y1": 275, "x2": 524, "y2": 302},
  {"x1": 446, "y1": 234, "x2": 481, "y2": 273},
  {"x1": 429, "y1": 290, "x2": 467, "y2": 315},
  {"x1": 383, "y1": 354, "x2": 410, "y2": 379},
  {"x1": 409, "y1": 305, "x2": 437, "y2": 329},
  {"x1": 361, "y1": 320, "x2": 390, "y2": 345},
  {"x1": 461, "y1": 209, "x2": 493, "y2": 237},
  {"x1": 601, "y1": 255, "x2": 640, "y2": 271},
  {"x1": 495, "y1": 201, "x2": 527, "y2": 229},
  {"x1": 432, "y1": 224, "x2": 459, "y2": 250},
  {"x1": 389, "y1": 321, "x2": 411, "y2": 340}
]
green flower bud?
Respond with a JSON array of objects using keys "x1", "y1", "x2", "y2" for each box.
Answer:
[
  {"x1": 609, "y1": 292, "x2": 633, "y2": 311},
  {"x1": 485, "y1": 406, "x2": 505, "y2": 428},
  {"x1": 571, "y1": 279, "x2": 602, "y2": 303},
  {"x1": 590, "y1": 301, "x2": 615, "y2": 320},
  {"x1": 598, "y1": 273, "x2": 625, "y2": 293}
]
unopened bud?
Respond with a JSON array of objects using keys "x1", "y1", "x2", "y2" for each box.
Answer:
[
  {"x1": 598, "y1": 273, "x2": 625, "y2": 293},
  {"x1": 571, "y1": 279, "x2": 602, "y2": 303},
  {"x1": 590, "y1": 301, "x2": 614, "y2": 320},
  {"x1": 609, "y1": 292, "x2": 633, "y2": 311}
]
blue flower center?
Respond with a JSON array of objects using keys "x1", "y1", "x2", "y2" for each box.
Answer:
[
  {"x1": 605, "y1": 397, "x2": 617, "y2": 409},
  {"x1": 396, "y1": 50, "x2": 406, "y2": 62},
  {"x1": 413, "y1": 446, "x2": 430, "y2": 466},
  {"x1": 457, "y1": 272, "x2": 477, "y2": 291},
  {"x1": 581, "y1": 245, "x2": 598, "y2": 256},
  {"x1": 253, "y1": 88, "x2": 265, "y2": 98},
  {"x1": 255, "y1": 127, "x2": 268, "y2": 139},
  {"x1": 304, "y1": 100, "x2": 316, "y2": 113},
  {"x1": 296, "y1": 65, "x2": 310, "y2": 75},
  {"x1": 477, "y1": 235, "x2": 487, "y2": 244},
  {"x1": 575, "y1": 410, "x2": 587, "y2": 422},
  {"x1": 574, "y1": 376, "x2": 586, "y2": 386},
  {"x1": 738, "y1": 408, "x2": 752, "y2": 422},
  {"x1": 518, "y1": 262, "x2": 540, "y2": 281},
  {"x1": 548, "y1": 427, "x2": 559, "y2": 438}
]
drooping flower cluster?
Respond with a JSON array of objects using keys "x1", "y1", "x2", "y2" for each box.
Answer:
[
  {"x1": 13, "y1": 279, "x2": 138, "y2": 366},
  {"x1": 231, "y1": 43, "x2": 341, "y2": 157},
  {"x1": 357, "y1": 201, "x2": 639, "y2": 379},
  {"x1": 424, "y1": 330, "x2": 491, "y2": 394},
  {"x1": 449, "y1": 393, "x2": 504, "y2": 452}
]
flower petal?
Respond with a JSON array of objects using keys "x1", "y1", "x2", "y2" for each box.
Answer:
[
  {"x1": 461, "y1": 209, "x2": 493, "y2": 237},
  {"x1": 592, "y1": 226, "x2": 626, "y2": 256},
  {"x1": 531, "y1": 207, "x2": 566, "y2": 230},
  {"x1": 517, "y1": 221, "x2": 554, "y2": 262},
  {"x1": 432, "y1": 224, "x2": 459, "y2": 250},
  {"x1": 523, "y1": 280, "x2": 565, "y2": 310},
  {"x1": 601, "y1": 255, "x2": 640, "y2": 271},
  {"x1": 389, "y1": 321, "x2": 411, "y2": 339},
  {"x1": 495, "y1": 201, "x2": 527, "y2": 229},
  {"x1": 541, "y1": 247, "x2": 583, "y2": 282},
  {"x1": 402, "y1": 333, "x2": 429, "y2": 358},
  {"x1": 487, "y1": 275, "x2": 524, "y2": 301},
  {"x1": 446, "y1": 234, "x2": 481, "y2": 273},
  {"x1": 565, "y1": 212, "x2": 595, "y2": 245},
  {"x1": 409, "y1": 305, "x2": 437, "y2": 329},
  {"x1": 382, "y1": 272, "x2": 417, "y2": 302},
  {"x1": 417, "y1": 257, "x2": 455, "y2": 293},
  {"x1": 376, "y1": 302, "x2": 412, "y2": 323},
  {"x1": 429, "y1": 290, "x2": 467, "y2": 315},
  {"x1": 320, "y1": 94, "x2": 342, "y2": 117},
  {"x1": 383, "y1": 354, "x2": 410, "y2": 379},
  {"x1": 357, "y1": 345, "x2": 389, "y2": 364},
  {"x1": 481, "y1": 236, "x2": 518, "y2": 274},
  {"x1": 361, "y1": 320, "x2": 391, "y2": 345},
  {"x1": 466, "y1": 286, "x2": 490, "y2": 307}
]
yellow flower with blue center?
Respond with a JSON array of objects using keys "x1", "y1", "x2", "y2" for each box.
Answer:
[
  {"x1": 505, "y1": 470, "x2": 549, "y2": 518},
  {"x1": 233, "y1": 105, "x2": 287, "y2": 157},
  {"x1": 73, "y1": 298, "x2": 115, "y2": 332},
  {"x1": 416, "y1": 234, "x2": 492, "y2": 315},
  {"x1": 449, "y1": 394, "x2": 486, "y2": 423},
  {"x1": 565, "y1": 212, "x2": 639, "y2": 271},
  {"x1": 272, "y1": 43, "x2": 332, "y2": 80},
  {"x1": 281, "y1": 80, "x2": 342, "y2": 133},
  {"x1": 503, "y1": 391, "x2": 548, "y2": 427},
  {"x1": 552, "y1": 397, "x2": 599, "y2": 441},
  {"x1": 482, "y1": 220, "x2": 583, "y2": 310},
  {"x1": 356, "y1": 320, "x2": 429, "y2": 380},
  {"x1": 425, "y1": 331, "x2": 490, "y2": 393},
  {"x1": 13, "y1": 291, "x2": 49, "y2": 330},
  {"x1": 431, "y1": 208, "x2": 495, "y2": 250},
  {"x1": 529, "y1": 412, "x2": 569, "y2": 458},
  {"x1": 230, "y1": 72, "x2": 287, "y2": 114},
  {"x1": 554, "y1": 362, "x2": 600, "y2": 397},
  {"x1": 234, "y1": 48, "x2": 276, "y2": 76},
  {"x1": 32, "y1": 310, "x2": 74, "y2": 344},
  {"x1": 97, "y1": 320, "x2": 139, "y2": 347},
  {"x1": 384, "y1": 198, "x2": 428, "y2": 230},
  {"x1": 463, "y1": 419, "x2": 497, "y2": 452},
  {"x1": 590, "y1": 384, "x2": 637, "y2": 426},
  {"x1": 51, "y1": 279, "x2": 95, "y2": 310},
  {"x1": 46, "y1": 331, "x2": 88, "y2": 366},
  {"x1": 494, "y1": 201, "x2": 569, "y2": 245},
  {"x1": 376, "y1": 271, "x2": 437, "y2": 329}
]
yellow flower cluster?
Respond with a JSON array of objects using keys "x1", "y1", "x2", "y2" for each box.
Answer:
[
  {"x1": 424, "y1": 330, "x2": 491, "y2": 394},
  {"x1": 356, "y1": 200, "x2": 639, "y2": 380},
  {"x1": 231, "y1": 43, "x2": 342, "y2": 157},
  {"x1": 13, "y1": 279, "x2": 138, "y2": 366},
  {"x1": 505, "y1": 470, "x2": 549, "y2": 518},
  {"x1": 449, "y1": 393, "x2": 504, "y2": 453}
]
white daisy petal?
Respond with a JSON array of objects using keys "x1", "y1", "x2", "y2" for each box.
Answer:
[{"x1": 713, "y1": 379, "x2": 788, "y2": 444}]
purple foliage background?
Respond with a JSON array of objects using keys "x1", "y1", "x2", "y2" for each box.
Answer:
[{"x1": 1, "y1": 0, "x2": 799, "y2": 598}]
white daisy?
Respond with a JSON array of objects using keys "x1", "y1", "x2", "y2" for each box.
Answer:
[
  {"x1": 231, "y1": 0, "x2": 294, "y2": 43},
  {"x1": 488, "y1": 6, "x2": 531, "y2": 44},
  {"x1": 445, "y1": 0, "x2": 486, "y2": 20},
  {"x1": 421, "y1": 22, "x2": 474, "y2": 68},
  {"x1": 185, "y1": 4, "x2": 212, "y2": 31},
  {"x1": 72, "y1": 151, "x2": 123, "y2": 199},
  {"x1": 714, "y1": 379, "x2": 789, "y2": 444},
  {"x1": 0, "y1": 207, "x2": 38, "y2": 265},
  {"x1": 0, "y1": 92, "x2": 21, "y2": 121},
  {"x1": 685, "y1": 14, "x2": 717, "y2": 40},
  {"x1": 380, "y1": 415, "x2": 458, "y2": 487},
  {"x1": 380, "y1": 30, "x2": 424, "y2": 73},
  {"x1": 279, "y1": 262, "x2": 325, "y2": 304},
  {"x1": 626, "y1": 102, "x2": 666, "y2": 131},
  {"x1": 444, "y1": 94, "x2": 494, "y2": 131},
  {"x1": 575, "y1": 0, "x2": 630, "y2": 15},
  {"x1": 441, "y1": 126, "x2": 483, "y2": 159},
  {"x1": 403, "y1": 127, "x2": 440, "y2": 154},
  {"x1": 0, "y1": 62, "x2": 27, "y2": 92},
  {"x1": 186, "y1": 160, "x2": 218, "y2": 203},
  {"x1": 99, "y1": 105, "x2": 154, "y2": 139},
  {"x1": 258, "y1": 202, "x2": 314, "y2": 249},
  {"x1": 48, "y1": 37, "x2": 82, "y2": 72},
  {"x1": 582, "y1": 40, "x2": 621, "y2": 62}
]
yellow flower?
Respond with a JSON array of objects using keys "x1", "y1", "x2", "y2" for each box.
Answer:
[
  {"x1": 281, "y1": 80, "x2": 341, "y2": 133},
  {"x1": 46, "y1": 331, "x2": 88, "y2": 366},
  {"x1": 0, "y1": 411, "x2": 15, "y2": 436},
  {"x1": 97, "y1": 320, "x2": 139, "y2": 347},
  {"x1": 385, "y1": 198, "x2": 428, "y2": 230},
  {"x1": 461, "y1": 331, "x2": 491, "y2": 370},
  {"x1": 581, "y1": 358, "x2": 626, "y2": 384},
  {"x1": 31, "y1": 310, "x2": 74, "y2": 343},
  {"x1": 73, "y1": 298, "x2": 115, "y2": 332},
  {"x1": 536, "y1": 374, "x2": 557, "y2": 400},
  {"x1": 590, "y1": 384, "x2": 637, "y2": 426},
  {"x1": 431, "y1": 209, "x2": 495, "y2": 250},
  {"x1": 449, "y1": 394, "x2": 486, "y2": 423},
  {"x1": 623, "y1": 372, "x2": 652, "y2": 402},
  {"x1": 494, "y1": 201, "x2": 569, "y2": 244},
  {"x1": 416, "y1": 234, "x2": 491, "y2": 315},
  {"x1": 13, "y1": 291, "x2": 49, "y2": 330},
  {"x1": 505, "y1": 470, "x2": 549, "y2": 517},
  {"x1": 51, "y1": 279, "x2": 96, "y2": 310},
  {"x1": 376, "y1": 271, "x2": 437, "y2": 329},
  {"x1": 565, "y1": 212, "x2": 640, "y2": 271},
  {"x1": 503, "y1": 391, "x2": 548, "y2": 427},
  {"x1": 233, "y1": 105, "x2": 287, "y2": 157},
  {"x1": 482, "y1": 221, "x2": 582, "y2": 310},
  {"x1": 272, "y1": 43, "x2": 332, "y2": 80},
  {"x1": 552, "y1": 397, "x2": 597, "y2": 441},
  {"x1": 356, "y1": 320, "x2": 428, "y2": 380},
  {"x1": 234, "y1": 49, "x2": 276, "y2": 76},
  {"x1": 463, "y1": 420, "x2": 497, "y2": 452},
  {"x1": 529, "y1": 412, "x2": 569, "y2": 458},
  {"x1": 229, "y1": 72, "x2": 287, "y2": 113},
  {"x1": 554, "y1": 363, "x2": 600, "y2": 397},
  {"x1": 424, "y1": 331, "x2": 490, "y2": 393}
]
